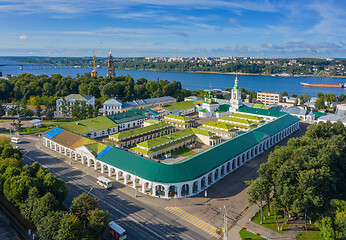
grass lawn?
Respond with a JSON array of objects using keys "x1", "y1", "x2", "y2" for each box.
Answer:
[
  {"x1": 19, "y1": 123, "x2": 62, "y2": 135},
  {"x1": 251, "y1": 204, "x2": 291, "y2": 234},
  {"x1": 296, "y1": 223, "x2": 322, "y2": 240},
  {"x1": 239, "y1": 229, "x2": 265, "y2": 240},
  {"x1": 0, "y1": 120, "x2": 12, "y2": 123},
  {"x1": 171, "y1": 147, "x2": 196, "y2": 157}
]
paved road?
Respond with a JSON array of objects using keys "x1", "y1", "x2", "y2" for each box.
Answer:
[{"x1": 17, "y1": 136, "x2": 208, "y2": 240}]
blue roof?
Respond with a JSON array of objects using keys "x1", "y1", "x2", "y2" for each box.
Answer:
[
  {"x1": 44, "y1": 126, "x2": 65, "y2": 139},
  {"x1": 97, "y1": 146, "x2": 113, "y2": 159}
]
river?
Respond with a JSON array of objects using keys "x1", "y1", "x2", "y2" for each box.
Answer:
[{"x1": 1, "y1": 59, "x2": 345, "y2": 97}]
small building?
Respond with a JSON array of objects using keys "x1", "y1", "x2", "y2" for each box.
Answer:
[
  {"x1": 109, "y1": 121, "x2": 175, "y2": 148},
  {"x1": 56, "y1": 94, "x2": 95, "y2": 116},
  {"x1": 161, "y1": 114, "x2": 196, "y2": 129},
  {"x1": 100, "y1": 98, "x2": 122, "y2": 115},
  {"x1": 131, "y1": 128, "x2": 197, "y2": 158},
  {"x1": 336, "y1": 100, "x2": 346, "y2": 111},
  {"x1": 59, "y1": 116, "x2": 118, "y2": 138},
  {"x1": 199, "y1": 121, "x2": 238, "y2": 139},
  {"x1": 106, "y1": 108, "x2": 158, "y2": 132},
  {"x1": 257, "y1": 92, "x2": 283, "y2": 105},
  {"x1": 100, "y1": 96, "x2": 176, "y2": 115},
  {"x1": 30, "y1": 119, "x2": 42, "y2": 128},
  {"x1": 163, "y1": 101, "x2": 196, "y2": 116}
]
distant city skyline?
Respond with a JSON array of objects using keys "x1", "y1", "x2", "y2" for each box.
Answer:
[{"x1": 0, "y1": 0, "x2": 345, "y2": 58}]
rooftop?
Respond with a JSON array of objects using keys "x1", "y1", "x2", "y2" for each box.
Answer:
[
  {"x1": 201, "y1": 121, "x2": 236, "y2": 132},
  {"x1": 163, "y1": 114, "x2": 193, "y2": 122},
  {"x1": 109, "y1": 122, "x2": 171, "y2": 140},
  {"x1": 60, "y1": 116, "x2": 118, "y2": 135},
  {"x1": 98, "y1": 113, "x2": 299, "y2": 183},
  {"x1": 238, "y1": 106, "x2": 285, "y2": 118},
  {"x1": 219, "y1": 116, "x2": 254, "y2": 125},
  {"x1": 106, "y1": 108, "x2": 154, "y2": 124},
  {"x1": 136, "y1": 128, "x2": 194, "y2": 149},
  {"x1": 62, "y1": 94, "x2": 94, "y2": 101},
  {"x1": 231, "y1": 113, "x2": 263, "y2": 121},
  {"x1": 163, "y1": 101, "x2": 195, "y2": 111},
  {"x1": 123, "y1": 96, "x2": 176, "y2": 109}
]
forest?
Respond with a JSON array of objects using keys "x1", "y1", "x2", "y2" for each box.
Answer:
[
  {"x1": 0, "y1": 72, "x2": 192, "y2": 110},
  {"x1": 248, "y1": 121, "x2": 346, "y2": 239},
  {"x1": 0, "y1": 136, "x2": 109, "y2": 239}
]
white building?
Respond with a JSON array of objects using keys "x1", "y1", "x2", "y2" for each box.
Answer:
[
  {"x1": 198, "y1": 75, "x2": 242, "y2": 118},
  {"x1": 56, "y1": 94, "x2": 95, "y2": 116},
  {"x1": 100, "y1": 98, "x2": 123, "y2": 115}
]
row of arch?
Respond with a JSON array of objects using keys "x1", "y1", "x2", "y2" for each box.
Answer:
[{"x1": 42, "y1": 121, "x2": 299, "y2": 198}]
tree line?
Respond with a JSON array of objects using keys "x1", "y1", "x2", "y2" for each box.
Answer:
[
  {"x1": 247, "y1": 122, "x2": 345, "y2": 239},
  {"x1": 0, "y1": 137, "x2": 109, "y2": 239}
]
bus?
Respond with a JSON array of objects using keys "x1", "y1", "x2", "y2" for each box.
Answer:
[
  {"x1": 11, "y1": 137, "x2": 21, "y2": 144},
  {"x1": 97, "y1": 176, "x2": 112, "y2": 189},
  {"x1": 108, "y1": 221, "x2": 127, "y2": 240}
]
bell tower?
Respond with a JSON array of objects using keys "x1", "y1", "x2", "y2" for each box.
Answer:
[
  {"x1": 107, "y1": 52, "x2": 115, "y2": 77},
  {"x1": 230, "y1": 74, "x2": 242, "y2": 111}
]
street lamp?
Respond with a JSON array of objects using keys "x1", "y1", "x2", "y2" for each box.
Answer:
[{"x1": 220, "y1": 205, "x2": 228, "y2": 240}]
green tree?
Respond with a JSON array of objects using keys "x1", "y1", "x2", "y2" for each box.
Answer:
[
  {"x1": 315, "y1": 97, "x2": 326, "y2": 110},
  {"x1": 319, "y1": 217, "x2": 335, "y2": 240},
  {"x1": 291, "y1": 93, "x2": 297, "y2": 98},
  {"x1": 70, "y1": 193, "x2": 99, "y2": 226},
  {"x1": 282, "y1": 91, "x2": 288, "y2": 96},
  {"x1": 31, "y1": 192, "x2": 60, "y2": 225},
  {"x1": 20, "y1": 187, "x2": 39, "y2": 221},
  {"x1": 324, "y1": 94, "x2": 336, "y2": 107},
  {"x1": 14, "y1": 119, "x2": 23, "y2": 132},
  {"x1": 35, "y1": 103, "x2": 42, "y2": 117},
  {"x1": 317, "y1": 92, "x2": 324, "y2": 99},
  {"x1": 87, "y1": 209, "x2": 110, "y2": 239},
  {"x1": 56, "y1": 213, "x2": 83, "y2": 240},
  {"x1": 36, "y1": 211, "x2": 64, "y2": 240},
  {"x1": 43, "y1": 172, "x2": 68, "y2": 203},
  {"x1": 3, "y1": 175, "x2": 34, "y2": 206},
  {"x1": 71, "y1": 102, "x2": 81, "y2": 120},
  {"x1": 338, "y1": 94, "x2": 345, "y2": 101},
  {"x1": 248, "y1": 178, "x2": 267, "y2": 224}
]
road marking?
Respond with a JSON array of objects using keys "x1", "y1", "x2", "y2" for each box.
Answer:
[{"x1": 165, "y1": 206, "x2": 221, "y2": 239}]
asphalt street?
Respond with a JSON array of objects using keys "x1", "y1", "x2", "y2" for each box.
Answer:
[{"x1": 18, "y1": 136, "x2": 208, "y2": 240}]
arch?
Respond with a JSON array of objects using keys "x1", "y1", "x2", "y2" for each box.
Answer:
[
  {"x1": 108, "y1": 167, "x2": 116, "y2": 177},
  {"x1": 220, "y1": 165, "x2": 225, "y2": 177},
  {"x1": 226, "y1": 162, "x2": 231, "y2": 172},
  {"x1": 169, "y1": 185, "x2": 177, "y2": 197},
  {"x1": 201, "y1": 177, "x2": 206, "y2": 189},
  {"x1": 232, "y1": 159, "x2": 236, "y2": 169},
  {"x1": 95, "y1": 161, "x2": 101, "y2": 170},
  {"x1": 181, "y1": 184, "x2": 189, "y2": 196},
  {"x1": 155, "y1": 185, "x2": 165, "y2": 197},
  {"x1": 208, "y1": 172, "x2": 213, "y2": 185},
  {"x1": 214, "y1": 169, "x2": 219, "y2": 181},
  {"x1": 192, "y1": 181, "x2": 199, "y2": 193}
]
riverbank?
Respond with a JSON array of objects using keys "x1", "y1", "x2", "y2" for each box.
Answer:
[{"x1": 117, "y1": 68, "x2": 346, "y2": 79}]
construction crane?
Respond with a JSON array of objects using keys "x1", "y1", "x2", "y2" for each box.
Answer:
[{"x1": 91, "y1": 41, "x2": 103, "y2": 78}]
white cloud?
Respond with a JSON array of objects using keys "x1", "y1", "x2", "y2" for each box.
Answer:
[{"x1": 19, "y1": 35, "x2": 28, "y2": 40}]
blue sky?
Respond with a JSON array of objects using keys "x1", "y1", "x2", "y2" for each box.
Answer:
[{"x1": 0, "y1": 0, "x2": 345, "y2": 58}]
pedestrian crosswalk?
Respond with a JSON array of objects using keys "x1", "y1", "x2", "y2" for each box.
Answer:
[{"x1": 165, "y1": 206, "x2": 221, "y2": 238}]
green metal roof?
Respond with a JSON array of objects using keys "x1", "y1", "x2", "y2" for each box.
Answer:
[
  {"x1": 231, "y1": 113, "x2": 263, "y2": 121},
  {"x1": 109, "y1": 122, "x2": 171, "y2": 140},
  {"x1": 219, "y1": 116, "x2": 254, "y2": 125},
  {"x1": 163, "y1": 114, "x2": 193, "y2": 122},
  {"x1": 60, "y1": 116, "x2": 118, "y2": 135},
  {"x1": 215, "y1": 104, "x2": 230, "y2": 113},
  {"x1": 98, "y1": 113, "x2": 299, "y2": 183},
  {"x1": 312, "y1": 111, "x2": 328, "y2": 119},
  {"x1": 163, "y1": 101, "x2": 195, "y2": 111},
  {"x1": 106, "y1": 108, "x2": 149, "y2": 124},
  {"x1": 85, "y1": 143, "x2": 108, "y2": 156},
  {"x1": 238, "y1": 106, "x2": 286, "y2": 118}
]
